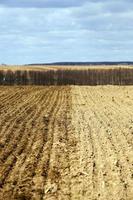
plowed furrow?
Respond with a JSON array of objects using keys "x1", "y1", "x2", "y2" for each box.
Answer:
[
  {"x1": 71, "y1": 86, "x2": 133, "y2": 200},
  {"x1": 0, "y1": 87, "x2": 39, "y2": 116},
  {"x1": 43, "y1": 87, "x2": 71, "y2": 200},
  {"x1": 3, "y1": 87, "x2": 67, "y2": 200},
  {"x1": 95, "y1": 88, "x2": 133, "y2": 148},
  {"x1": 0, "y1": 92, "x2": 46, "y2": 188},
  {"x1": 0, "y1": 88, "x2": 45, "y2": 134},
  {"x1": 0, "y1": 88, "x2": 48, "y2": 145},
  {"x1": 88, "y1": 88, "x2": 133, "y2": 174},
  {"x1": 86, "y1": 87, "x2": 133, "y2": 199},
  {"x1": 0, "y1": 86, "x2": 133, "y2": 200},
  {"x1": 13, "y1": 89, "x2": 60, "y2": 199},
  {"x1": 0, "y1": 91, "x2": 45, "y2": 157},
  {"x1": 0, "y1": 88, "x2": 54, "y2": 199}
]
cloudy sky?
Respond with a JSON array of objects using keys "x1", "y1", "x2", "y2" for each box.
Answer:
[{"x1": 0, "y1": 0, "x2": 133, "y2": 64}]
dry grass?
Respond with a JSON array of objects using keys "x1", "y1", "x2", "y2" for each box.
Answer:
[{"x1": 1, "y1": 64, "x2": 133, "y2": 71}]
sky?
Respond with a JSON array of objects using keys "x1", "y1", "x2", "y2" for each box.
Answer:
[{"x1": 0, "y1": 0, "x2": 133, "y2": 64}]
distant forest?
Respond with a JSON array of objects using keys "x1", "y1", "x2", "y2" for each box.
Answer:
[
  {"x1": 27, "y1": 62, "x2": 133, "y2": 66},
  {"x1": 1, "y1": 67, "x2": 133, "y2": 85}
]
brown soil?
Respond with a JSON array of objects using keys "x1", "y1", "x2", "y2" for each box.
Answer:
[{"x1": 0, "y1": 86, "x2": 132, "y2": 200}]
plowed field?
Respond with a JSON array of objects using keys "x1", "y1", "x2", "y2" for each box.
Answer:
[{"x1": 0, "y1": 86, "x2": 133, "y2": 200}]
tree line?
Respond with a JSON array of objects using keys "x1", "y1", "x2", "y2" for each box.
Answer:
[{"x1": 0, "y1": 68, "x2": 133, "y2": 85}]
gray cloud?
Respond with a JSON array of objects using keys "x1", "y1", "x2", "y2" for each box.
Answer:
[
  {"x1": 0, "y1": 0, "x2": 88, "y2": 8},
  {"x1": 0, "y1": 0, "x2": 133, "y2": 64}
]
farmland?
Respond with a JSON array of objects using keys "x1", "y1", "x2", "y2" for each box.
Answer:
[{"x1": 0, "y1": 85, "x2": 133, "y2": 200}]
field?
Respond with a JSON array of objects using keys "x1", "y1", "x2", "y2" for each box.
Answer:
[{"x1": 0, "y1": 86, "x2": 133, "y2": 200}]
